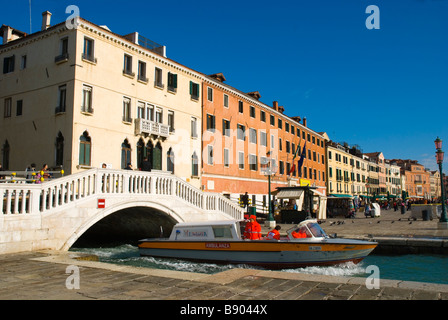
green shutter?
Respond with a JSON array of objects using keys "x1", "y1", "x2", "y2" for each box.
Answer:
[
  {"x1": 173, "y1": 74, "x2": 178, "y2": 88},
  {"x1": 189, "y1": 81, "x2": 193, "y2": 95}
]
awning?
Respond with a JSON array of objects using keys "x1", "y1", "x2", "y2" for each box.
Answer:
[
  {"x1": 328, "y1": 194, "x2": 353, "y2": 199},
  {"x1": 276, "y1": 189, "x2": 304, "y2": 199}
]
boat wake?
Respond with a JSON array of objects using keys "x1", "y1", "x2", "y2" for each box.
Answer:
[
  {"x1": 282, "y1": 261, "x2": 367, "y2": 278},
  {"x1": 71, "y1": 244, "x2": 368, "y2": 277}
]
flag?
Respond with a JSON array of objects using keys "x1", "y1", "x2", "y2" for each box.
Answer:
[
  {"x1": 288, "y1": 141, "x2": 301, "y2": 175},
  {"x1": 297, "y1": 141, "x2": 306, "y2": 175}
]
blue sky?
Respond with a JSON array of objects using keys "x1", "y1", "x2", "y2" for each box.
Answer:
[{"x1": 2, "y1": 0, "x2": 447, "y2": 172}]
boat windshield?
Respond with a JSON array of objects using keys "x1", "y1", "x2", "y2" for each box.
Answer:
[{"x1": 307, "y1": 222, "x2": 328, "y2": 238}]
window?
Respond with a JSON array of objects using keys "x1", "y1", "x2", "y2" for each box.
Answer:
[
  {"x1": 57, "y1": 85, "x2": 66, "y2": 113},
  {"x1": 249, "y1": 128, "x2": 257, "y2": 144},
  {"x1": 279, "y1": 161, "x2": 284, "y2": 175},
  {"x1": 81, "y1": 85, "x2": 93, "y2": 113},
  {"x1": 79, "y1": 131, "x2": 91, "y2": 166},
  {"x1": 167, "y1": 111, "x2": 174, "y2": 133},
  {"x1": 286, "y1": 141, "x2": 290, "y2": 153},
  {"x1": 155, "y1": 107, "x2": 162, "y2": 123},
  {"x1": 222, "y1": 119, "x2": 230, "y2": 137},
  {"x1": 55, "y1": 132, "x2": 64, "y2": 166},
  {"x1": 155, "y1": 67, "x2": 163, "y2": 88},
  {"x1": 61, "y1": 37, "x2": 69, "y2": 55},
  {"x1": 122, "y1": 97, "x2": 131, "y2": 122},
  {"x1": 285, "y1": 122, "x2": 289, "y2": 133},
  {"x1": 4, "y1": 98, "x2": 11, "y2": 118},
  {"x1": 82, "y1": 37, "x2": 95, "y2": 62},
  {"x1": 190, "y1": 81, "x2": 200, "y2": 100},
  {"x1": 191, "y1": 117, "x2": 198, "y2": 138},
  {"x1": 278, "y1": 118, "x2": 282, "y2": 129},
  {"x1": 224, "y1": 149, "x2": 229, "y2": 167},
  {"x1": 138, "y1": 61, "x2": 147, "y2": 82},
  {"x1": 208, "y1": 145, "x2": 213, "y2": 165},
  {"x1": 270, "y1": 115, "x2": 275, "y2": 126},
  {"x1": 260, "y1": 131, "x2": 267, "y2": 147},
  {"x1": 21, "y1": 55, "x2": 27, "y2": 69},
  {"x1": 271, "y1": 135, "x2": 275, "y2": 149},
  {"x1": 16, "y1": 100, "x2": 23, "y2": 116},
  {"x1": 207, "y1": 87, "x2": 213, "y2": 102},
  {"x1": 167, "y1": 148, "x2": 174, "y2": 174},
  {"x1": 249, "y1": 154, "x2": 258, "y2": 171},
  {"x1": 2, "y1": 140, "x2": 10, "y2": 170},
  {"x1": 167, "y1": 72, "x2": 177, "y2": 92},
  {"x1": 123, "y1": 54, "x2": 134, "y2": 76},
  {"x1": 238, "y1": 152, "x2": 245, "y2": 169},
  {"x1": 260, "y1": 110, "x2": 266, "y2": 122},
  {"x1": 223, "y1": 94, "x2": 229, "y2": 108},
  {"x1": 192, "y1": 152, "x2": 199, "y2": 176},
  {"x1": 3, "y1": 55, "x2": 15, "y2": 74},
  {"x1": 121, "y1": 139, "x2": 131, "y2": 169},
  {"x1": 207, "y1": 114, "x2": 216, "y2": 132},
  {"x1": 237, "y1": 124, "x2": 245, "y2": 140},
  {"x1": 238, "y1": 100, "x2": 243, "y2": 113},
  {"x1": 291, "y1": 125, "x2": 295, "y2": 135},
  {"x1": 279, "y1": 138, "x2": 282, "y2": 151},
  {"x1": 250, "y1": 106, "x2": 255, "y2": 118}
]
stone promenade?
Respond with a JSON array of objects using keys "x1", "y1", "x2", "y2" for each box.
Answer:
[{"x1": 1, "y1": 208, "x2": 448, "y2": 303}]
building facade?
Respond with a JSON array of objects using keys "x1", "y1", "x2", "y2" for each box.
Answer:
[
  {"x1": 392, "y1": 159, "x2": 431, "y2": 199},
  {"x1": 1, "y1": 14, "x2": 203, "y2": 188},
  {"x1": 201, "y1": 74, "x2": 327, "y2": 208}
]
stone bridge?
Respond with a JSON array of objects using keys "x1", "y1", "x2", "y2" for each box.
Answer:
[{"x1": 0, "y1": 168, "x2": 244, "y2": 254}]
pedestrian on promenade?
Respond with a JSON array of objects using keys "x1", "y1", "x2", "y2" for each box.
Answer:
[
  {"x1": 124, "y1": 163, "x2": 133, "y2": 170},
  {"x1": 141, "y1": 157, "x2": 151, "y2": 172}
]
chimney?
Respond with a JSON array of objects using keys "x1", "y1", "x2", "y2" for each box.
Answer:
[
  {"x1": 272, "y1": 101, "x2": 278, "y2": 111},
  {"x1": 1, "y1": 25, "x2": 12, "y2": 44},
  {"x1": 303, "y1": 117, "x2": 307, "y2": 127},
  {"x1": 247, "y1": 91, "x2": 261, "y2": 100},
  {"x1": 41, "y1": 11, "x2": 52, "y2": 31}
]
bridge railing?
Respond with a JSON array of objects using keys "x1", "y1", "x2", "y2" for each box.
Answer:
[{"x1": 0, "y1": 168, "x2": 244, "y2": 220}]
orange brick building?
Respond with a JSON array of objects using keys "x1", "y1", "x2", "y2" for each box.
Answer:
[
  {"x1": 201, "y1": 73, "x2": 327, "y2": 210},
  {"x1": 392, "y1": 159, "x2": 431, "y2": 199}
]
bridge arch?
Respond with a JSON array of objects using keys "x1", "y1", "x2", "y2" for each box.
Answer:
[{"x1": 61, "y1": 200, "x2": 185, "y2": 250}]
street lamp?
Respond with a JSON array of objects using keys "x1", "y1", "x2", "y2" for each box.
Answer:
[
  {"x1": 263, "y1": 152, "x2": 276, "y2": 228},
  {"x1": 435, "y1": 137, "x2": 447, "y2": 228}
]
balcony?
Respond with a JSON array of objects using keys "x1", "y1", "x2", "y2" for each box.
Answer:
[{"x1": 135, "y1": 118, "x2": 169, "y2": 138}]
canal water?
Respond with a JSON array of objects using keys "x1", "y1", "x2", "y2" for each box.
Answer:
[{"x1": 71, "y1": 244, "x2": 448, "y2": 285}]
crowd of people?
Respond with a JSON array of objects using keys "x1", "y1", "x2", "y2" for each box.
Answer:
[{"x1": 0, "y1": 163, "x2": 54, "y2": 183}]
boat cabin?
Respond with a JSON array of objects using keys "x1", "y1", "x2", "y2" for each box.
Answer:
[
  {"x1": 286, "y1": 220, "x2": 328, "y2": 240},
  {"x1": 168, "y1": 220, "x2": 242, "y2": 241}
]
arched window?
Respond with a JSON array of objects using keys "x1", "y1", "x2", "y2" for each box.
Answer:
[
  {"x1": 121, "y1": 139, "x2": 131, "y2": 169},
  {"x1": 137, "y1": 138, "x2": 145, "y2": 169},
  {"x1": 2, "y1": 140, "x2": 10, "y2": 170},
  {"x1": 152, "y1": 142, "x2": 162, "y2": 170},
  {"x1": 55, "y1": 132, "x2": 64, "y2": 167},
  {"x1": 79, "y1": 131, "x2": 91, "y2": 166},
  {"x1": 192, "y1": 152, "x2": 198, "y2": 177},
  {"x1": 167, "y1": 147, "x2": 174, "y2": 174}
]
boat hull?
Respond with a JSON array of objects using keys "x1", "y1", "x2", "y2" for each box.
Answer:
[{"x1": 138, "y1": 239, "x2": 377, "y2": 269}]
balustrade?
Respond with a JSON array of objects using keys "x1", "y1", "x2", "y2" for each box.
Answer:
[{"x1": 1, "y1": 168, "x2": 243, "y2": 220}]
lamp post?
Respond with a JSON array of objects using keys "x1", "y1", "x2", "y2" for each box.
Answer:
[
  {"x1": 435, "y1": 137, "x2": 447, "y2": 228},
  {"x1": 263, "y1": 152, "x2": 276, "y2": 228}
]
